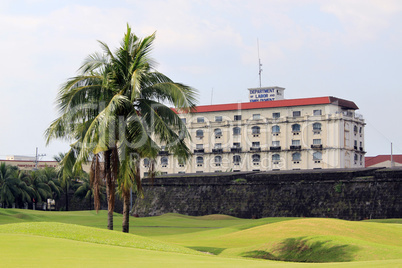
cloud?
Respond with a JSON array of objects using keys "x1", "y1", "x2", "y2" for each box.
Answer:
[{"x1": 321, "y1": 0, "x2": 402, "y2": 43}]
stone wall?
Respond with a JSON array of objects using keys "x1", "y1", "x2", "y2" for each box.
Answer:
[{"x1": 132, "y1": 167, "x2": 401, "y2": 220}]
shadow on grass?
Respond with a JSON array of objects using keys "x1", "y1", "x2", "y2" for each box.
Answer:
[
  {"x1": 188, "y1": 246, "x2": 226, "y2": 255},
  {"x1": 243, "y1": 237, "x2": 360, "y2": 263}
]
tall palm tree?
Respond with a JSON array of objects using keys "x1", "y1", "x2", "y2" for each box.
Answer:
[{"x1": 45, "y1": 24, "x2": 197, "y2": 232}]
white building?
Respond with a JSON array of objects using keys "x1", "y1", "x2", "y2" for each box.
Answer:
[{"x1": 142, "y1": 90, "x2": 365, "y2": 177}]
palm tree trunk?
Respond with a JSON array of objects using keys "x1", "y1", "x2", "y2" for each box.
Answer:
[
  {"x1": 65, "y1": 184, "x2": 69, "y2": 211},
  {"x1": 122, "y1": 189, "x2": 130, "y2": 233},
  {"x1": 105, "y1": 150, "x2": 114, "y2": 230}
]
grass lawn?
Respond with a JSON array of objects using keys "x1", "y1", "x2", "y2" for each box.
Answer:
[{"x1": 0, "y1": 209, "x2": 400, "y2": 267}]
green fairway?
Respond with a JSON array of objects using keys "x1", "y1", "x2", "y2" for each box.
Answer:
[{"x1": 0, "y1": 209, "x2": 400, "y2": 267}]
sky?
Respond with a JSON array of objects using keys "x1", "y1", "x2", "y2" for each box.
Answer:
[{"x1": 0, "y1": 0, "x2": 401, "y2": 160}]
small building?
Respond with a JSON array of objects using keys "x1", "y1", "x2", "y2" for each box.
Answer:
[
  {"x1": 0, "y1": 159, "x2": 58, "y2": 171},
  {"x1": 365, "y1": 155, "x2": 402, "y2": 168}
]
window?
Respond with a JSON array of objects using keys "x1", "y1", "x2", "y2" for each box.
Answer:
[
  {"x1": 215, "y1": 116, "x2": 222, "y2": 122},
  {"x1": 196, "y1": 129, "x2": 204, "y2": 137},
  {"x1": 313, "y1": 139, "x2": 321, "y2": 145},
  {"x1": 214, "y1": 143, "x2": 222, "y2": 149},
  {"x1": 252, "y1": 141, "x2": 260, "y2": 148},
  {"x1": 272, "y1": 154, "x2": 280, "y2": 161},
  {"x1": 234, "y1": 115, "x2": 242, "y2": 121},
  {"x1": 354, "y1": 140, "x2": 358, "y2": 146},
  {"x1": 313, "y1": 123, "x2": 322, "y2": 131},
  {"x1": 313, "y1": 151, "x2": 322, "y2": 160},
  {"x1": 161, "y1": 157, "x2": 168, "y2": 165},
  {"x1": 359, "y1": 127, "x2": 362, "y2": 134},
  {"x1": 197, "y1": 117, "x2": 204, "y2": 123},
  {"x1": 143, "y1": 172, "x2": 149, "y2": 177},
  {"x1": 313, "y1": 110, "x2": 322, "y2": 116},
  {"x1": 214, "y1": 128, "x2": 222, "y2": 137},
  {"x1": 143, "y1": 158, "x2": 149, "y2": 167},
  {"x1": 196, "y1": 156, "x2": 204, "y2": 164},
  {"x1": 252, "y1": 114, "x2": 260, "y2": 120},
  {"x1": 293, "y1": 111, "x2": 301, "y2": 117},
  {"x1": 178, "y1": 171, "x2": 185, "y2": 174},
  {"x1": 233, "y1": 142, "x2": 240, "y2": 148},
  {"x1": 292, "y1": 152, "x2": 301, "y2": 161},
  {"x1": 292, "y1": 124, "x2": 301, "y2": 132},
  {"x1": 354, "y1": 125, "x2": 358, "y2": 132},
  {"x1": 196, "y1": 171, "x2": 203, "y2": 173},
  {"x1": 354, "y1": 154, "x2": 358, "y2": 161},
  {"x1": 251, "y1": 126, "x2": 260, "y2": 134},
  {"x1": 214, "y1": 156, "x2": 222, "y2": 163},
  {"x1": 233, "y1": 127, "x2": 241, "y2": 135},
  {"x1": 252, "y1": 154, "x2": 260, "y2": 162},
  {"x1": 196, "y1": 144, "x2": 203, "y2": 149},
  {"x1": 181, "y1": 118, "x2": 186, "y2": 124},
  {"x1": 292, "y1": 140, "x2": 300, "y2": 145},
  {"x1": 272, "y1": 125, "x2": 280, "y2": 133},
  {"x1": 233, "y1": 155, "x2": 241, "y2": 163},
  {"x1": 161, "y1": 172, "x2": 168, "y2": 175},
  {"x1": 272, "y1": 112, "x2": 280, "y2": 119},
  {"x1": 360, "y1": 141, "x2": 363, "y2": 147},
  {"x1": 272, "y1": 141, "x2": 280, "y2": 146}
]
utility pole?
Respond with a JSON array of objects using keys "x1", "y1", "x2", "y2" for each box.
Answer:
[{"x1": 34, "y1": 147, "x2": 46, "y2": 170}]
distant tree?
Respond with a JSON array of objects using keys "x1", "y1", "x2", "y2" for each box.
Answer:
[
  {"x1": 14, "y1": 170, "x2": 35, "y2": 208},
  {"x1": 54, "y1": 152, "x2": 79, "y2": 211},
  {"x1": 0, "y1": 163, "x2": 20, "y2": 207},
  {"x1": 29, "y1": 170, "x2": 52, "y2": 205},
  {"x1": 74, "y1": 175, "x2": 105, "y2": 210}
]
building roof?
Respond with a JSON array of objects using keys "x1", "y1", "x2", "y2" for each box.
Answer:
[
  {"x1": 174, "y1": 96, "x2": 358, "y2": 114},
  {"x1": 365, "y1": 155, "x2": 402, "y2": 167}
]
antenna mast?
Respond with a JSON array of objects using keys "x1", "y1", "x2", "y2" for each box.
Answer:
[
  {"x1": 257, "y1": 39, "x2": 263, "y2": 88},
  {"x1": 34, "y1": 147, "x2": 46, "y2": 170}
]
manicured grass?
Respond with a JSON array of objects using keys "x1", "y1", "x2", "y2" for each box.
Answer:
[
  {"x1": 0, "y1": 224, "x2": 401, "y2": 268},
  {"x1": 0, "y1": 222, "x2": 201, "y2": 255},
  {"x1": 0, "y1": 209, "x2": 401, "y2": 266}
]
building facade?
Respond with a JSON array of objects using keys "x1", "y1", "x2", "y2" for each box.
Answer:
[{"x1": 142, "y1": 95, "x2": 365, "y2": 177}]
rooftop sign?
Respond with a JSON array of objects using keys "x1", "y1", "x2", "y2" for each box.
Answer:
[{"x1": 248, "y1": 86, "x2": 285, "y2": 102}]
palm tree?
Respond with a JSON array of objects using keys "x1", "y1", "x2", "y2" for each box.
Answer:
[
  {"x1": 45, "y1": 24, "x2": 197, "y2": 232},
  {"x1": 54, "y1": 152, "x2": 81, "y2": 211},
  {"x1": 29, "y1": 170, "x2": 52, "y2": 207},
  {"x1": 74, "y1": 175, "x2": 105, "y2": 210},
  {"x1": 14, "y1": 170, "x2": 35, "y2": 208},
  {"x1": 0, "y1": 163, "x2": 20, "y2": 208},
  {"x1": 40, "y1": 167, "x2": 63, "y2": 202}
]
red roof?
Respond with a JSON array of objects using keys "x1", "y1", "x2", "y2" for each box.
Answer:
[
  {"x1": 174, "y1": 96, "x2": 358, "y2": 114},
  {"x1": 365, "y1": 155, "x2": 402, "y2": 167}
]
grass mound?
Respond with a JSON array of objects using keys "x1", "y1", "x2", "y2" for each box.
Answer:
[
  {"x1": 219, "y1": 218, "x2": 402, "y2": 261},
  {"x1": 0, "y1": 222, "x2": 201, "y2": 255},
  {"x1": 243, "y1": 237, "x2": 359, "y2": 262}
]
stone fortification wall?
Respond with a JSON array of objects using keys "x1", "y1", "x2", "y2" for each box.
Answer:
[{"x1": 132, "y1": 167, "x2": 401, "y2": 220}]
